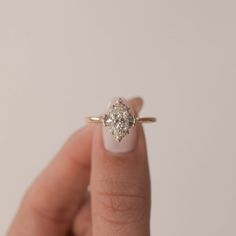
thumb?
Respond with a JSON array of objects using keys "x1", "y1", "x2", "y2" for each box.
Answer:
[{"x1": 91, "y1": 97, "x2": 151, "y2": 236}]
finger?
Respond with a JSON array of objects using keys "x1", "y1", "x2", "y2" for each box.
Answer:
[
  {"x1": 129, "y1": 96, "x2": 143, "y2": 115},
  {"x1": 72, "y1": 97, "x2": 142, "y2": 236},
  {"x1": 73, "y1": 193, "x2": 91, "y2": 236},
  {"x1": 8, "y1": 124, "x2": 95, "y2": 236},
  {"x1": 91, "y1": 98, "x2": 151, "y2": 236}
]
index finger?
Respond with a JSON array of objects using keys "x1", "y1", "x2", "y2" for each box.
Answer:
[{"x1": 8, "y1": 124, "x2": 95, "y2": 236}]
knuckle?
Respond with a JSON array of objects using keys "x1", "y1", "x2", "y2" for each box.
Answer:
[{"x1": 95, "y1": 179, "x2": 148, "y2": 225}]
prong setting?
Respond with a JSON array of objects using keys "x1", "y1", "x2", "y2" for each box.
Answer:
[{"x1": 103, "y1": 98, "x2": 135, "y2": 142}]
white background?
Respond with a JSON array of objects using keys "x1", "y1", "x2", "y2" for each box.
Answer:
[{"x1": 0, "y1": 1, "x2": 236, "y2": 235}]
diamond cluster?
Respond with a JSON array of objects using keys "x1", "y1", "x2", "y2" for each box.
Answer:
[{"x1": 103, "y1": 98, "x2": 135, "y2": 142}]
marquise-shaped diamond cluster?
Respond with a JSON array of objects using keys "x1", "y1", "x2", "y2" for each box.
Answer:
[{"x1": 103, "y1": 98, "x2": 135, "y2": 142}]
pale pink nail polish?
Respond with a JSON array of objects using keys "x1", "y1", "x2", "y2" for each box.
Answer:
[{"x1": 102, "y1": 97, "x2": 138, "y2": 154}]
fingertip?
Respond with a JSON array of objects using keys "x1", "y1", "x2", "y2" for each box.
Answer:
[{"x1": 129, "y1": 96, "x2": 144, "y2": 115}]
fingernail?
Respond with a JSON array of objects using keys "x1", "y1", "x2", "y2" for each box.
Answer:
[{"x1": 102, "y1": 97, "x2": 138, "y2": 153}]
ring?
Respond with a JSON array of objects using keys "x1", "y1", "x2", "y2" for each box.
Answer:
[{"x1": 87, "y1": 98, "x2": 156, "y2": 142}]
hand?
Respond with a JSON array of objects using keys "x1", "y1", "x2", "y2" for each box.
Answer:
[{"x1": 7, "y1": 97, "x2": 151, "y2": 236}]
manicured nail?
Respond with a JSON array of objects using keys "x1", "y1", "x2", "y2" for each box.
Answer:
[{"x1": 102, "y1": 97, "x2": 138, "y2": 153}]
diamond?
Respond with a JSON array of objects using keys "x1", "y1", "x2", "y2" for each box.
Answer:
[{"x1": 103, "y1": 98, "x2": 135, "y2": 142}]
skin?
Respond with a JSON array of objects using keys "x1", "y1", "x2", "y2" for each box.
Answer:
[{"x1": 7, "y1": 97, "x2": 151, "y2": 236}]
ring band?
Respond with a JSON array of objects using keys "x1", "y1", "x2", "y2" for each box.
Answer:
[
  {"x1": 87, "y1": 116, "x2": 156, "y2": 123},
  {"x1": 86, "y1": 97, "x2": 156, "y2": 142}
]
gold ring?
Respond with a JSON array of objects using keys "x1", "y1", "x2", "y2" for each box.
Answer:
[
  {"x1": 87, "y1": 116, "x2": 156, "y2": 123},
  {"x1": 86, "y1": 98, "x2": 156, "y2": 142}
]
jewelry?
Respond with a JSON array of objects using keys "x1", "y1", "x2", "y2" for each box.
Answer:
[{"x1": 87, "y1": 98, "x2": 156, "y2": 142}]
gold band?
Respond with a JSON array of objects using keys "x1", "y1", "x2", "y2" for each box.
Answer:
[
  {"x1": 86, "y1": 116, "x2": 156, "y2": 123},
  {"x1": 136, "y1": 117, "x2": 157, "y2": 123},
  {"x1": 87, "y1": 116, "x2": 102, "y2": 123}
]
